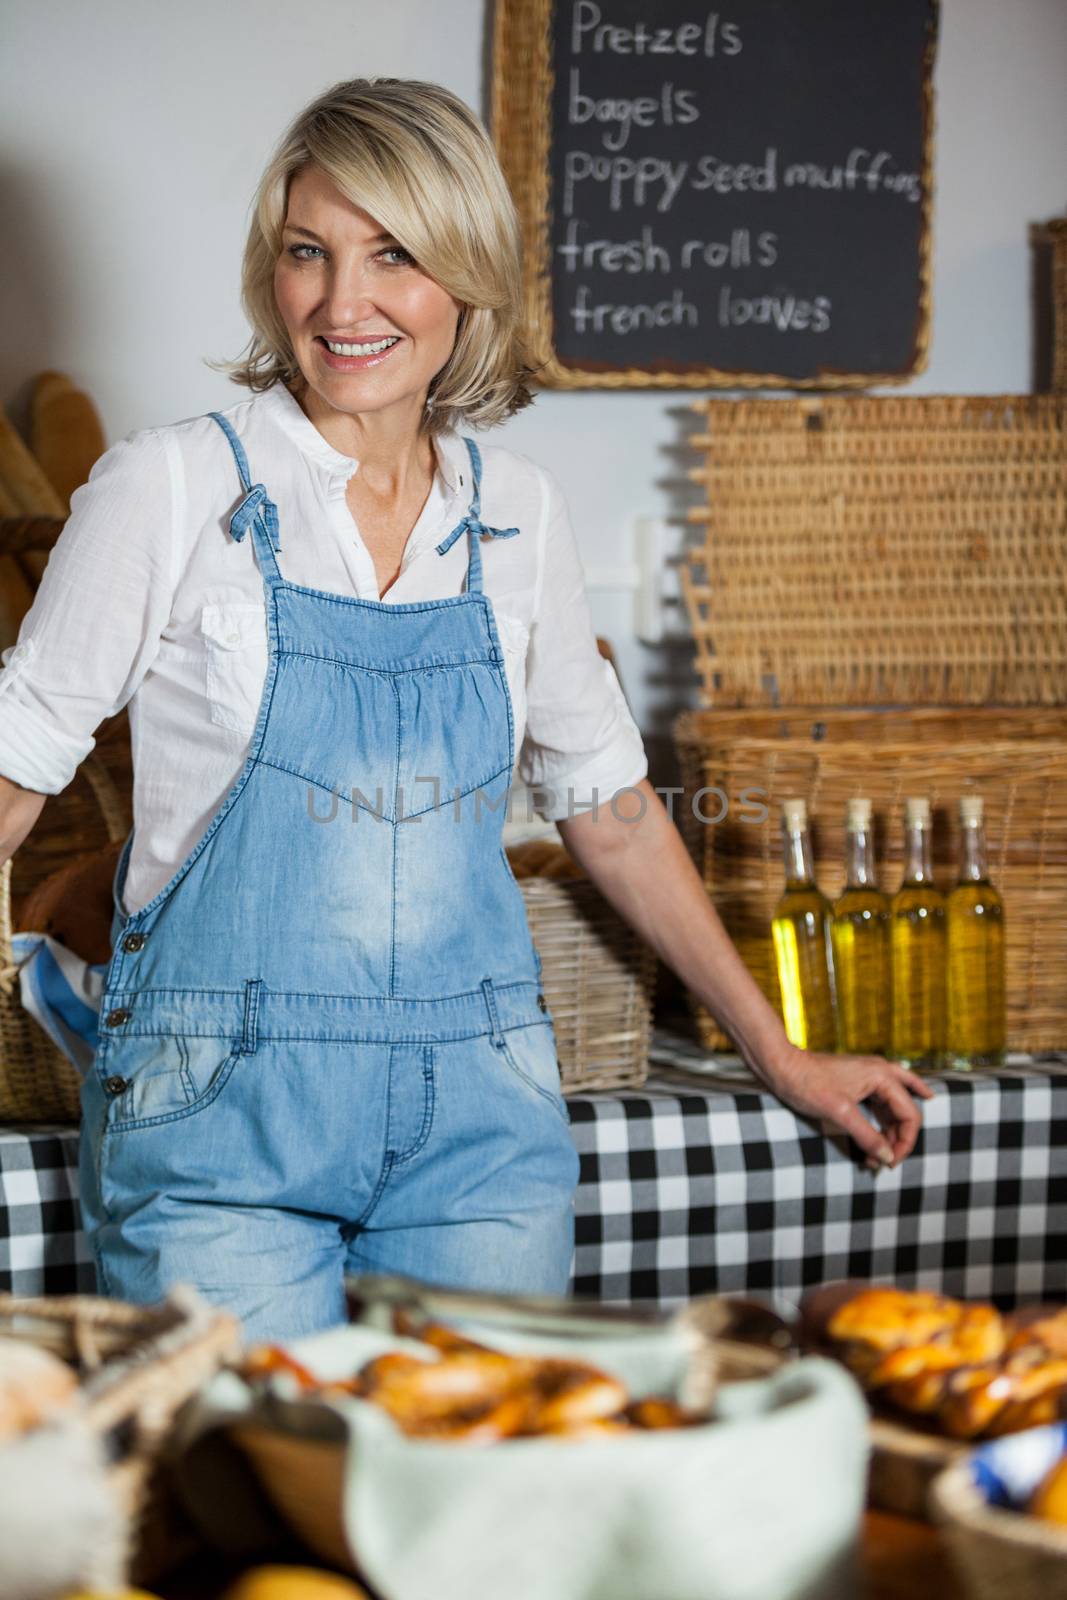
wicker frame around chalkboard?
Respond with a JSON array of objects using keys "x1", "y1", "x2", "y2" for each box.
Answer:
[{"x1": 489, "y1": 0, "x2": 937, "y2": 390}]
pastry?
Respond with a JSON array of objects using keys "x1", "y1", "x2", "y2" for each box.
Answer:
[
  {"x1": 1030, "y1": 1453, "x2": 1067, "y2": 1525},
  {"x1": 802, "y1": 1281, "x2": 1067, "y2": 1441}
]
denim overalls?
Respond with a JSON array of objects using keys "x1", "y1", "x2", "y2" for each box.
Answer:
[{"x1": 77, "y1": 409, "x2": 580, "y2": 1342}]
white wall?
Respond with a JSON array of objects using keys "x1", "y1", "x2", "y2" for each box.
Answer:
[{"x1": 3, "y1": 0, "x2": 1066, "y2": 780}]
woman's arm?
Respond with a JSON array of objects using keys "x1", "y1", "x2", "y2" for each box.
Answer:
[
  {"x1": 0, "y1": 428, "x2": 174, "y2": 798},
  {"x1": 556, "y1": 779, "x2": 934, "y2": 1170},
  {"x1": 0, "y1": 772, "x2": 47, "y2": 866}
]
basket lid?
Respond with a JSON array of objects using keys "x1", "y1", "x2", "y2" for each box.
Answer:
[{"x1": 682, "y1": 394, "x2": 1067, "y2": 708}]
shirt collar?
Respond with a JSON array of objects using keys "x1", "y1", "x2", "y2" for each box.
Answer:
[{"x1": 258, "y1": 381, "x2": 468, "y2": 497}]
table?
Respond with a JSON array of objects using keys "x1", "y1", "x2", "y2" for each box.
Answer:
[
  {"x1": 2, "y1": 1026, "x2": 1066, "y2": 1313},
  {"x1": 149, "y1": 1513, "x2": 966, "y2": 1600},
  {"x1": 570, "y1": 1029, "x2": 1067, "y2": 1315}
]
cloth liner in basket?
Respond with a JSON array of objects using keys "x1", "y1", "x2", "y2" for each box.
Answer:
[{"x1": 167, "y1": 1282, "x2": 869, "y2": 1600}]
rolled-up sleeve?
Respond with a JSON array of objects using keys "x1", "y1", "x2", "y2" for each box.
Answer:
[
  {"x1": 0, "y1": 428, "x2": 175, "y2": 794},
  {"x1": 518, "y1": 467, "x2": 648, "y2": 822}
]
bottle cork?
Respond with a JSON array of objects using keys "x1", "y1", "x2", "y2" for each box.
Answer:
[
  {"x1": 781, "y1": 797, "x2": 807, "y2": 829},
  {"x1": 847, "y1": 797, "x2": 872, "y2": 830},
  {"x1": 959, "y1": 794, "x2": 984, "y2": 825},
  {"x1": 905, "y1": 797, "x2": 931, "y2": 826}
]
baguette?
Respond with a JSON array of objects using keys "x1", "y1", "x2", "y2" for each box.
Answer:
[{"x1": 29, "y1": 373, "x2": 106, "y2": 513}]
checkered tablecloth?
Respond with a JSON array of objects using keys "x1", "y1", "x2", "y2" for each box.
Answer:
[
  {"x1": 2, "y1": 1027, "x2": 1066, "y2": 1315},
  {"x1": 569, "y1": 1029, "x2": 1067, "y2": 1316}
]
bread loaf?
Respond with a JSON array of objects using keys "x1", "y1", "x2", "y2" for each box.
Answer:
[
  {"x1": 0, "y1": 1336, "x2": 79, "y2": 1440},
  {"x1": 14, "y1": 840, "x2": 124, "y2": 964},
  {"x1": 506, "y1": 840, "x2": 584, "y2": 881}
]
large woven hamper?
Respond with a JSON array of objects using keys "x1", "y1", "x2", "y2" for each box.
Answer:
[
  {"x1": 517, "y1": 872, "x2": 656, "y2": 1093},
  {"x1": 674, "y1": 393, "x2": 1067, "y2": 1054},
  {"x1": 674, "y1": 707, "x2": 1067, "y2": 1054}
]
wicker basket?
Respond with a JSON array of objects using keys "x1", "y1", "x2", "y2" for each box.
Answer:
[
  {"x1": 681, "y1": 394, "x2": 1067, "y2": 710},
  {"x1": 930, "y1": 1446, "x2": 1067, "y2": 1600},
  {"x1": 673, "y1": 706, "x2": 1067, "y2": 1055},
  {"x1": 0, "y1": 1284, "x2": 242, "y2": 1587},
  {"x1": 518, "y1": 875, "x2": 656, "y2": 1092},
  {"x1": 0, "y1": 752, "x2": 129, "y2": 1123},
  {"x1": 224, "y1": 1291, "x2": 781, "y2": 1581}
]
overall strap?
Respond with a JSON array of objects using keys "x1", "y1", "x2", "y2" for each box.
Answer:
[
  {"x1": 208, "y1": 411, "x2": 284, "y2": 587},
  {"x1": 434, "y1": 436, "x2": 520, "y2": 596}
]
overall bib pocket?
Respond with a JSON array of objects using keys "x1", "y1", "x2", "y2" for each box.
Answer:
[
  {"x1": 103, "y1": 1033, "x2": 244, "y2": 1130},
  {"x1": 498, "y1": 1020, "x2": 570, "y2": 1123}
]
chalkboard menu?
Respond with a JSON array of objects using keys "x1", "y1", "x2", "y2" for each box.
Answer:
[{"x1": 491, "y1": 0, "x2": 938, "y2": 388}]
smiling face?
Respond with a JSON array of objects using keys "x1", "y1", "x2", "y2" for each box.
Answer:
[{"x1": 273, "y1": 164, "x2": 463, "y2": 433}]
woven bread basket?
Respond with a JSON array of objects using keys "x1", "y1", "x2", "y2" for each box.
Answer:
[
  {"x1": 673, "y1": 707, "x2": 1067, "y2": 1054},
  {"x1": 504, "y1": 641, "x2": 656, "y2": 1094},
  {"x1": 0, "y1": 751, "x2": 129, "y2": 1122},
  {"x1": 930, "y1": 1447, "x2": 1067, "y2": 1600},
  {"x1": 0, "y1": 1284, "x2": 242, "y2": 1587},
  {"x1": 507, "y1": 842, "x2": 656, "y2": 1092},
  {"x1": 220, "y1": 1288, "x2": 776, "y2": 1584}
]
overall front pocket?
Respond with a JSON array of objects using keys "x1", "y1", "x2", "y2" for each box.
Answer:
[
  {"x1": 104, "y1": 1034, "x2": 243, "y2": 1130},
  {"x1": 498, "y1": 1020, "x2": 570, "y2": 1123}
]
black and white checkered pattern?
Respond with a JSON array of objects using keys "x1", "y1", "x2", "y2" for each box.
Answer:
[
  {"x1": 0, "y1": 1125, "x2": 96, "y2": 1294},
  {"x1": 2, "y1": 1029, "x2": 1066, "y2": 1312},
  {"x1": 568, "y1": 1030, "x2": 1067, "y2": 1316}
]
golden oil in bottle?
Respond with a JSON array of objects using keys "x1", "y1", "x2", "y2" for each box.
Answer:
[
  {"x1": 831, "y1": 798, "x2": 891, "y2": 1055},
  {"x1": 947, "y1": 795, "x2": 1006, "y2": 1069},
  {"x1": 771, "y1": 798, "x2": 837, "y2": 1053},
  {"x1": 889, "y1": 797, "x2": 947, "y2": 1071}
]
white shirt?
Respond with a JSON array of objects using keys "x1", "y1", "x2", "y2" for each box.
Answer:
[{"x1": 0, "y1": 383, "x2": 647, "y2": 915}]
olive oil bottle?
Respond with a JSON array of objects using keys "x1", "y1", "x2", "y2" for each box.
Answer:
[
  {"x1": 831, "y1": 798, "x2": 891, "y2": 1055},
  {"x1": 890, "y1": 797, "x2": 947, "y2": 1070},
  {"x1": 771, "y1": 798, "x2": 837, "y2": 1052},
  {"x1": 947, "y1": 795, "x2": 1006, "y2": 1069}
]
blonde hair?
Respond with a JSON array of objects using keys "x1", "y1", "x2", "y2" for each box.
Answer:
[{"x1": 205, "y1": 78, "x2": 541, "y2": 434}]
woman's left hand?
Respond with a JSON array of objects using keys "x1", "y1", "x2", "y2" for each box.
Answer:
[
  {"x1": 556, "y1": 782, "x2": 938, "y2": 1173},
  {"x1": 753, "y1": 1044, "x2": 937, "y2": 1171}
]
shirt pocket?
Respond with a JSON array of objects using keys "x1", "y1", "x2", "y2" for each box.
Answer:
[
  {"x1": 494, "y1": 612, "x2": 530, "y2": 761},
  {"x1": 200, "y1": 602, "x2": 268, "y2": 737}
]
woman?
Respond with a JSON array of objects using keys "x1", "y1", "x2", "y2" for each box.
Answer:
[{"x1": 0, "y1": 79, "x2": 931, "y2": 1341}]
